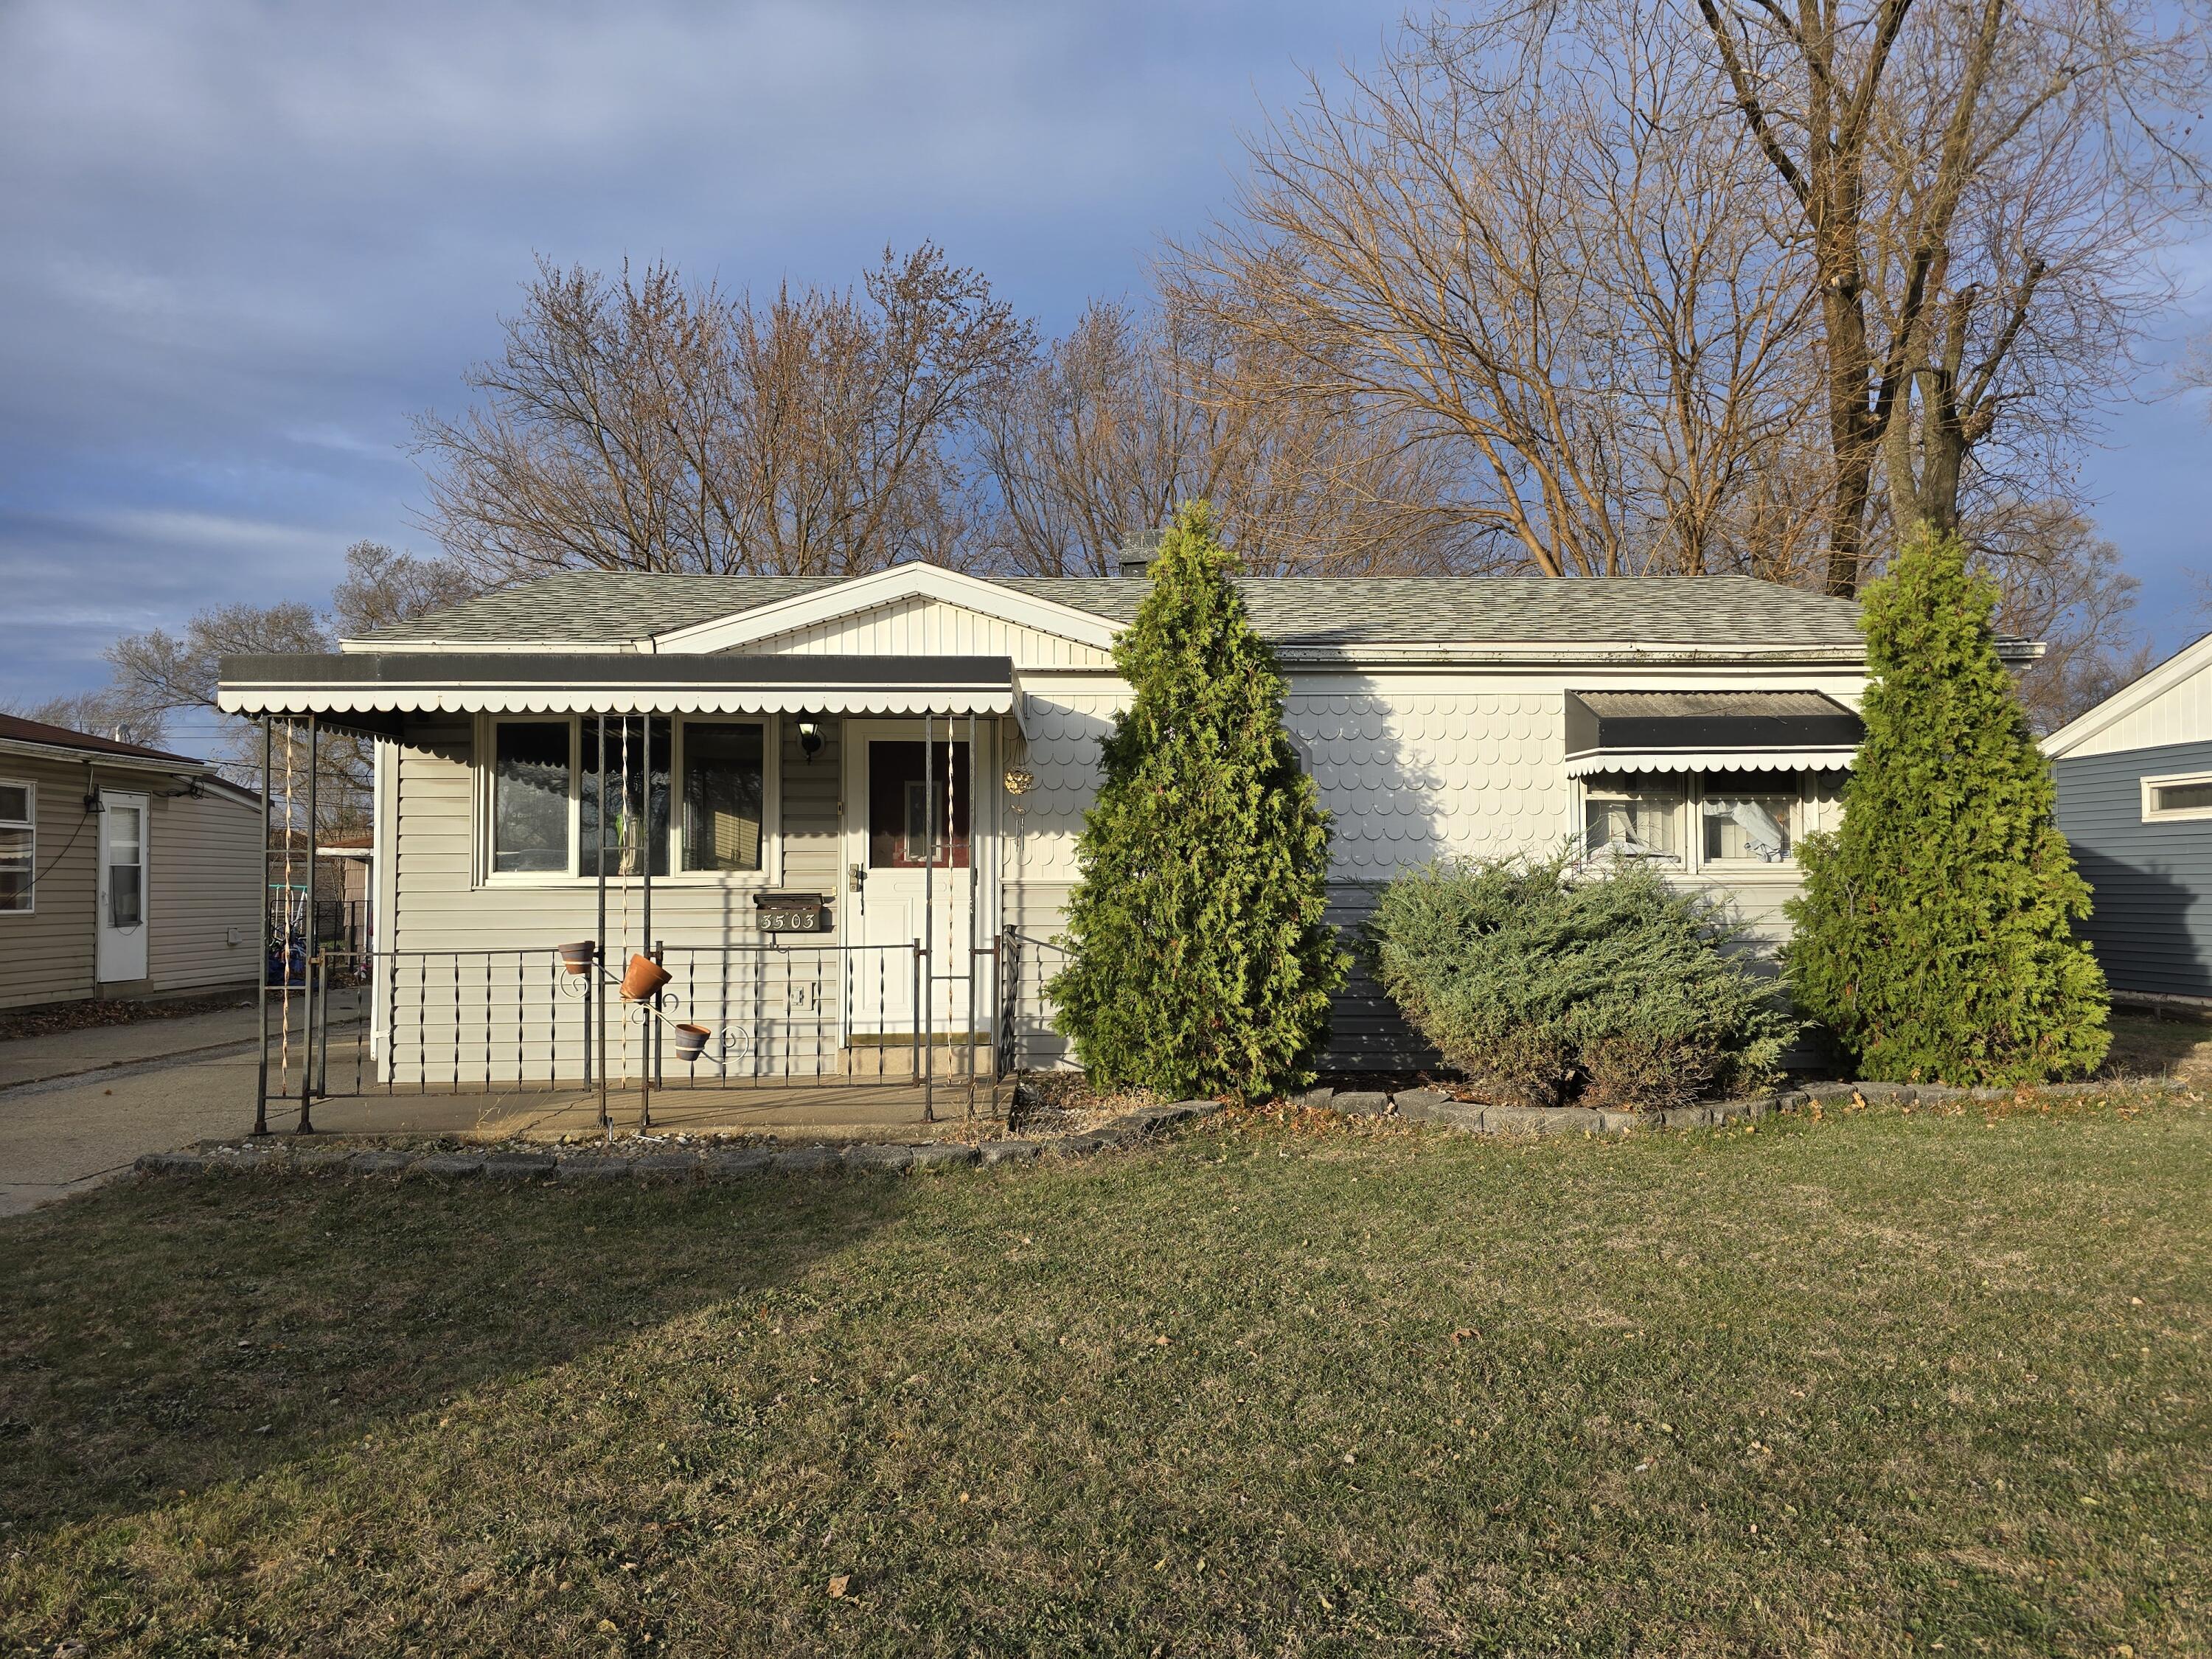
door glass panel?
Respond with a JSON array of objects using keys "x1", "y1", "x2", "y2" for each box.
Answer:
[
  {"x1": 869, "y1": 742, "x2": 969, "y2": 868},
  {"x1": 108, "y1": 807, "x2": 144, "y2": 927}
]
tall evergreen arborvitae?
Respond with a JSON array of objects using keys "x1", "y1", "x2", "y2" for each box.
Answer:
[
  {"x1": 1785, "y1": 526, "x2": 2110, "y2": 1084},
  {"x1": 1048, "y1": 502, "x2": 1346, "y2": 1098}
]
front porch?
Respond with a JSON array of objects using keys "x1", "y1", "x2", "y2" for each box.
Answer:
[{"x1": 216, "y1": 647, "x2": 1079, "y2": 1140}]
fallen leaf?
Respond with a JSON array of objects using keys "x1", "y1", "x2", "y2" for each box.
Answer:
[{"x1": 827, "y1": 1574, "x2": 849, "y2": 1599}]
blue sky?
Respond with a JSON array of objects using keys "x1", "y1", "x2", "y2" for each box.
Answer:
[{"x1": 2, "y1": 0, "x2": 2208, "y2": 753}]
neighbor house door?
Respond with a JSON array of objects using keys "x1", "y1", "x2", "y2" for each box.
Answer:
[
  {"x1": 97, "y1": 791, "x2": 149, "y2": 984},
  {"x1": 841, "y1": 722, "x2": 978, "y2": 1040}
]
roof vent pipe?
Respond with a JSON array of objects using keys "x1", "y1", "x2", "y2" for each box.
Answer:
[{"x1": 1116, "y1": 529, "x2": 1166, "y2": 580}]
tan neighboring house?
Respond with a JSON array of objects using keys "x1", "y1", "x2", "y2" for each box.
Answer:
[{"x1": 0, "y1": 713, "x2": 262, "y2": 1012}]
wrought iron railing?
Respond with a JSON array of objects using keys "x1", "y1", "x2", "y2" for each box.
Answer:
[{"x1": 254, "y1": 933, "x2": 1047, "y2": 1133}]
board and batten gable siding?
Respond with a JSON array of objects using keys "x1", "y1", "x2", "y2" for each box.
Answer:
[
  {"x1": 0, "y1": 754, "x2": 259, "y2": 1010},
  {"x1": 735, "y1": 594, "x2": 1116, "y2": 671},
  {"x1": 2051, "y1": 667, "x2": 2212, "y2": 759},
  {"x1": 144, "y1": 786, "x2": 260, "y2": 993},
  {"x1": 2053, "y1": 738, "x2": 2212, "y2": 999}
]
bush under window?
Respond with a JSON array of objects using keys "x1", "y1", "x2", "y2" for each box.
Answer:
[{"x1": 1360, "y1": 854, "x2": 1794, "y2": 1109}]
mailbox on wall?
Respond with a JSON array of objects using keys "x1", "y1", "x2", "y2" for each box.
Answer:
[{"x1": 754, "y1": 892, "x2": 826, "y2": 933}]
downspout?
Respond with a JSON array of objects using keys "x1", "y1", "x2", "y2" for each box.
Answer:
[{"x1": 85, "y1": 762, "x2": 100, "y2": 1001}]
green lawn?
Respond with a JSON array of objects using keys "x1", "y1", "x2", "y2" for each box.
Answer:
[{"x1": 4, "y1": 1099, "x2": 2208, "y2": 1656}]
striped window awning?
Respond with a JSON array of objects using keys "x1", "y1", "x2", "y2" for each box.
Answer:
[
  {"x1": 218, "y1": 653, "x2": 1021, "y2": 741},
  {"x1": 1564, "y1": 690, "x2": 1862, "y2": 778}
]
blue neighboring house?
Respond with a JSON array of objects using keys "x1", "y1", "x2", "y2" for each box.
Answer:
[{"x1": 2045, "y1": 632, "x2": 2212, "y2": 1006}]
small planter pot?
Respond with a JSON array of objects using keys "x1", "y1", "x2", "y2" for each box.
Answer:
[
  {"x1": 556, "y1": 941, "x2": 597, "y2": 975},
  {"x1": 620, "y1": 953, "x2": 672, "y2": 1002},
  {"x1": 672, "y1": 1023, "x2": 713, "y2": 1064}
]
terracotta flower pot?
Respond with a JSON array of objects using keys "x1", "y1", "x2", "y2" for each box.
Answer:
[
  {"x1": 672, "y1": 1023, "x2": 712, "y2": 1063},
  {"x1": 556, "y1": 941, "x2": 596, "y2": 975},
  {"x1": 620, "y1": 953, "x2": 672, "y2": 1001}
]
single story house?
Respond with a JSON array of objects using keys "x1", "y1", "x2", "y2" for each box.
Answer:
[
  {"x1": 2044, "y1": 630, "x2": 2212, "y2": 1006},
  {"x1": 0, "y1": 712, "x2": 262, "y2": 1011},
  {"x1": 216, "y1": 563, "x2": 1947, "y2": 1087}
]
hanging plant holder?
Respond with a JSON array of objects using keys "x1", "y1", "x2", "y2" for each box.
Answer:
[
  {"x1": 672, "y1": 1023, "x2": 713, "y2": 1063},
  {"x1": 620, "y1": 953, "x2": 672, "y2": 1002},
  {"x1": 556, "y1": 941, "x2": 596, "y2": 975}
]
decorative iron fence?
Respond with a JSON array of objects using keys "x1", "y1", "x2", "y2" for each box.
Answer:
[{"x1": 253, "y1": 932, "x2": 1054, "y2": 1133}]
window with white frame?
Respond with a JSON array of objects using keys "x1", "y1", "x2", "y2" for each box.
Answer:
[
  {"x1": 1582, "y1": 770, "x2": 1834, "y2": 871},
  {"x1": 485, "y1": 715, "x2": 772, "y2": 879},
  {"x1": 1583, "y1": 775, "x2": 1686, "y2": 862},
  {"x1": 492, "y1": 721, "x2": 571, "y2": 873},
  {"x1": 2141, "y1": 771, "x2": 2212, "y2": 822},
  {"x1": 0, "y1": 780, "x2": 30, "y2": 913},
  {"x1": 1700, "y1": 775, "x2": 1794, "y2": 864}
]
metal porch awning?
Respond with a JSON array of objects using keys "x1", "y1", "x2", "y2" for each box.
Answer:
[
  {"x1": 217, "y1": 653, "x2": 1023, "y2": 740},
  {"x1": 1564, "y1": 689, "x2": 1862, "y2": 778}
]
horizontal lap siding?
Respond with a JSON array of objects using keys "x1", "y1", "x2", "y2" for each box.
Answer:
[
  {"x1": 0, "y1": 756, "x2": 98, "y2": 1009},
  {"x1": 383, "y1": 717, "x2": 858, "y2": 1081},
  {"x1": 2055, "y1": 742, "x2": 2212, "y2": 998},
  {"x1": 146, "y1": 790, "x2": 260, "y2": 993}
]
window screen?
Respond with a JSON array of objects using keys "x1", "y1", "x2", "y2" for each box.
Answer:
[
  {"x1": 1700, "y1": 778, "x2": 1794, "y2": 863},
  {"x1": 581, "y1": 717, "x2": 671, "y2": 877},
  {"x1": 681, "y1": 722, "x2": 765, "y2": 872},
  {"x1": 493, "y1": 723, "x2": 571, "y2": 874},
  {"x1": 1582, "y1": 775, "x2": 1683, "y2": 860}
]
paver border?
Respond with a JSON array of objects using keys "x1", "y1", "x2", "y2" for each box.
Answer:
[{"x1": 131, "y1": 1077, "x2": 2193, "y2": 1188}]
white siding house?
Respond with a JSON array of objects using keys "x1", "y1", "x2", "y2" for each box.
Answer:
[{"x1": 220, "y1": 563, "x2": 1962, "y2": 1088}]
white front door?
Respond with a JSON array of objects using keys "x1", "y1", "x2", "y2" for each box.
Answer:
[
  {"x1": 841, "y1": 721, "x2": 981, "y2": 1039},
  {"x1": 97, "y1": 792, "x2": 150, "y2": 984}
]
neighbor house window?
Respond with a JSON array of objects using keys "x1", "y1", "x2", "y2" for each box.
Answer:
[
  {"x1": 1700, "y1": 776, "x2": 1794, "y2": 863},
  {"x1": 680, "y1": 721, "x2": 765, "y2": 872},
  {"x1": 1582, "y1": 775, "x2": 1684, "y2": 862},
  {"x1": 0, "y1": 780, "x2": 30, "y2": 913},
  {"x1": 2142, "y1": 771, "x2": 2212, "y2": 822},
  {"x1": 492, "y1": 721, "x2": 571, "y2": 874}
]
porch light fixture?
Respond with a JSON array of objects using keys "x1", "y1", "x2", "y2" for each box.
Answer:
[{"x1": 796, "y1": 717, "x2": 824, "y2": 762}]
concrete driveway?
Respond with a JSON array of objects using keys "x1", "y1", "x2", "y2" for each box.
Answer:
[{"x1": 0, "y1": 1000, "x2": 326, "y2": 1217}]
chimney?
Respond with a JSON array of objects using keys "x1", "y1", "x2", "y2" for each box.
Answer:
[{"x1": 1116, "y1": 529, "x2": 1166, "y2": 580}]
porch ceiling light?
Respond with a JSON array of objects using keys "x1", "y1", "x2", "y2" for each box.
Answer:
[{"x1": 796, "y1": 717, "x2": 824, "y2": 762}]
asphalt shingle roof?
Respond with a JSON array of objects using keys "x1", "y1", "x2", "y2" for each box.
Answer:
[
  {"x1": 358, "y1": 569, "x2": 1868, "y2": 650},
  {"x1": 0, "y1": 712, "x2": 206, "y2": 766}
]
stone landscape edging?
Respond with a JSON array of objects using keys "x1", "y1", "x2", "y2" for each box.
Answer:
[{"x1": 130, "y1": 1077, "x2": 2188, "y2": 1189}]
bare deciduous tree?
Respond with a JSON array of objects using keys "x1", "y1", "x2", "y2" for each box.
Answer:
[
  {"x1": 975, "y1": 297, "x2": 1498, "y2": 576},
  {"x1": 413, "y1": 246, "x2": 1033, "y2": 582},
  {"x1": 1695, "y1": 0, "x2": 2208, "y2": 593},
  {"x1": 95, "y1": 542, "x2": 476, "y2": 826},
  {"x1": 1969, "y1": 498, "x2": 2147, "y2": 731},
  {"x1": 1166, "y1": 3, "x2": 1821, "y2": 578}
]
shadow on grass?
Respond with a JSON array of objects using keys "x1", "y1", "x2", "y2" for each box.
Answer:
[{"x1": 0, "y1": 1169, "x2": 911, "y2": 1533}]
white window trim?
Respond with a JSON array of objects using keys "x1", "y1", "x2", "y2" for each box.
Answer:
[
  {"x1": 1575, "y1": 770, "x2": 1832, "y2": 878},
  {"x1": 0, "y1": 776, "x2": 32, "y2": 916},
  {"x1": 477, "y1": 714, "x2": 783, "y2": 888},
  {"x1": 2140, "y1": 769, "x2": 2212, "y2": 823}
]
